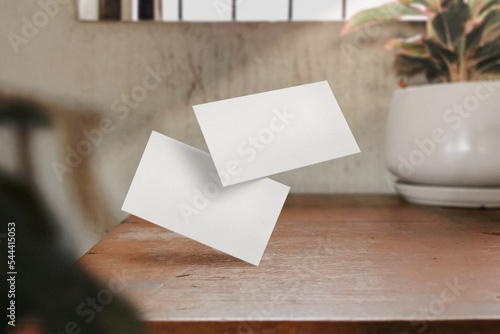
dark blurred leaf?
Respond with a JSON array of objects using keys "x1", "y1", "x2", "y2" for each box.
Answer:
[
  {"x1": 395, "y1": 53, "x2": 450, "y2": 82},
  {"x1": 484, "y1": 10, "x2": 500, "y2": 40},
  {"x1": 469, "y1": 0, "x2": 495, "y2": 14},
  {"x1": 0, "y1": 99, "x2": 51, "y2": 127},
  {"x1": 395, "y1": 54, "x2": 435, "y2": 72},
  {"x1": 466, "y1": 16, "x2": 489, "y2": 52},
  {"x1": 473, "y1": 40, "x2": 500, "y2": 59},
  {"x1": 432, "y1": 1, "x2": 470, "y2": 47},
  {"x1": 474, "y1": 0, "x2": 500, "y2": 16},
  {"x1": 425, "y1": 39, "x2": 458, "y2": 63},
  {"x1": 477, "y1": 59, "x2": 500, "y2": 73},
  {"x1": 440, "y1": 0, "x2": 455, "y2": 9},
  {"x1": 476, "y1": 54, "x2": 500, "y2": 71}
]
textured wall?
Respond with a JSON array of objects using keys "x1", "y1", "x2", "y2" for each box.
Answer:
[{"x1": 0, "y1": 0, "x2": 424, "y2": 255}]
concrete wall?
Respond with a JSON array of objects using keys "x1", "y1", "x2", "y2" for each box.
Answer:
[{"x1": 0, "y1": 0, "x2": 424, "y2": 256}]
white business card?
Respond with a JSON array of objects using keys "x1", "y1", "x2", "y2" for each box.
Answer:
[
  {"x1": 122, "y1": 131, "x2": 290, "y2": 266},
  {"x1": 194, "y1": 81, "x2": 360, "y2": 186}
]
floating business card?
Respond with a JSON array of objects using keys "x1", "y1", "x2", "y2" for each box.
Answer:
[
  {"x1": 194, "y1": 81, "x2": 360, "y2": 186},
  {"x1": 122, "y1": 131, "x2": 290, "y2": 266}
]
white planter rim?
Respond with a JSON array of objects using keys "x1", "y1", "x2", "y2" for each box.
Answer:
[{"x1": 393, "y1": 80, "x2": 500, "y2": 94}]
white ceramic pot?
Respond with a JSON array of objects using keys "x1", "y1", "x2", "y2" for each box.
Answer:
[{"x1": 385, "y1": 81, "x2": 500, "y2": 189}]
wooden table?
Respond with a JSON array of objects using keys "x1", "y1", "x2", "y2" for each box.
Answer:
[{"x1": 78, "y1": 195, "x2": 500, "y2": 333}]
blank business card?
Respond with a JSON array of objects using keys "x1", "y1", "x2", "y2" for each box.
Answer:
[
  {"x1": 122, "y1": 131, "x2": 290, "y2": 266},
  {"x1": 194, "y1": 81, "x2": 360, "y2": 187}
]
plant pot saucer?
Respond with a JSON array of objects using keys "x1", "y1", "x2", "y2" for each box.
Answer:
[{"x1": 395, "y1": 182, "x2": 500, "y2": 209}]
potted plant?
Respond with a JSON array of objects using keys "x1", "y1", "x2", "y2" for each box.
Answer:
[{"x1": 342, "y1": 0, "x2": 500, "y2": 207}]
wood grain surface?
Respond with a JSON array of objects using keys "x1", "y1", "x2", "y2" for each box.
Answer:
[{"x1": 78, "y1": 195, "x2": 500, "y2": 332}]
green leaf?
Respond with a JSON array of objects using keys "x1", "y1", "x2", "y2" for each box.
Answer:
[
  {"x1": 431, "y1": 1, "x2": 470, "y2": 47},
  {"x1": 476, "y1": 57, "x2": 500, "y2": 73},
  {"x1": 341, "y1": 0, "x2": 500, "y2": 83},
  {"x1": 393, "y1": 55, "x2": 427, "y2": 74},
  {"x1": 394, "y1": 55, "x2": 449, "y2": 80},
  {"x1": 470, "y1": 0, "x2": 500, "y2": 16},
  {"x1": 399, "y1": 0, "x2": 430, "y2": 10},
  {"x1": 424, "y1": 39, "x2": 457, "y2": 63},
  {"x1": 440, "y1": 0, "x2": 454, "y2": 9},
  {"x1": 476, "y1": 3, "x2": 500, "y2": 25},
  {"x1": 341, "y1": 2, "x2": 424, "y2": 34},
  {"x1": 384, "y1": 36, "x2": 427, "y2": 56},
  {"x1": 466, "y1": 16, "x2": 488, "y2": 52},
  {"x1": 484, "y1": 10, "x2": 500, "y2": 40},
  {"x1": 421, "y1": 0, "x2": 452, "y2": 12},
  {"x1": 473, "y1": 40, "x2": 500, "y2": 60},
  {"x1": 481, "y1": 63, "x2": 500, "y2": 73}
]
